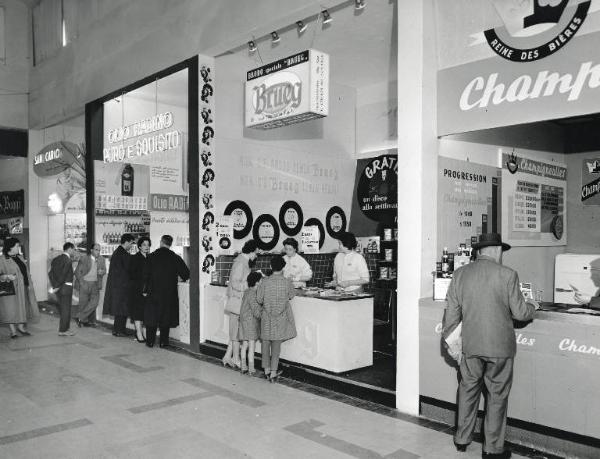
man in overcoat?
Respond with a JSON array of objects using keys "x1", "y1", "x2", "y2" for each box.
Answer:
[
  {"x1": 145, "y1": 235, "x2": 189, "y2": 348},
  {"x1": 102, "y1": 234, "x2": 134, "y2": 336},
  {"x1": 443, "y1": 233, "x2": 538, "y2": 459}
]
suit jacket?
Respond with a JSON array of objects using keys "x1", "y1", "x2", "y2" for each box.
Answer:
[
  {"x1": 102, "y1": 246, "x2": 132, "y2": 317},
  {"x1": 442, "y1": 255, "x2": 536, "y2": 358},
  {"x1": 48, "y1": 253, "x2": 74, "y2": 295},
  {"x1": 75, "y1": 254, "x2": 106, "y2": 290}
]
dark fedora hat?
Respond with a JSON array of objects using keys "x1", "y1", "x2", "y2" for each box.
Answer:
[{"x1": 472, "y1": 233, "x2": 511, "y2": 252}]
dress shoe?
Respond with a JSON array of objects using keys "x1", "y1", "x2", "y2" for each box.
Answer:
[
  {"x1": 159, "y1": 343, "x2": 174, "y2": 349},
  {"x1": 145, "y1": 341, "x2": 154, "y2": 348},
  {"x1": 482, "y1": 450, "x2": 511, "y2": 459},
  {"x1": 58, "y1": 330, "x2": 76, "y2": 336},
  {"x1": 112, "y1": 331, "x2": 126, "y2": 337},
  {"x1": 10, "y1": 333, "x2": 18, "y2": 339},
  {"x1": 16, "y1": 328, "x2": 31, "y2": 336},
  {"x1": 454, "y1": 442, "x2": 468, "y2": 452},
  {"x1": 76, "y1": 319, "x2": 83, "y2": 328}
]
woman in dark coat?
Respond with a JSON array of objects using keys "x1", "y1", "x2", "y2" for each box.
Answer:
[
  {"x1": 129, "y1": 237, "x2": 151, "y2": 343},
  {"x1": 102, "y1": 234, "x2": 135, "y2": 337},
  {"x1": 144, "y1": 235, "x2": 190, "y2": 348}
]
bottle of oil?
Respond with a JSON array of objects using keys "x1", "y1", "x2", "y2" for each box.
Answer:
[
  {"x1": 121, "y1": 164, "x2": 134, "y2": 196},
  {"x1": 441, "y1": 247, "x2": 449, "y2": 275}
]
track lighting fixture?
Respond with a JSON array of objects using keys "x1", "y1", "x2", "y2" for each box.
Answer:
[
  {"x1": 271, "y1": 31, "x2": 280, "y2": 43},
  {"x1": 322, "y1": 9, "x2": 332, "y2": 24},
  {"x1": 296, "y1": 20, "x2": 307, "y2": 33},
  {"x1": 248, "y1": 40, "x2": 257, "y2": 53},
  {"x1": 355, "y1": 0, "x2": 366, "y2": 10}
]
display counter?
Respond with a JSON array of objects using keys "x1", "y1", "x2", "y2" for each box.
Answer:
[
  {"x1": 420, "y1": 298, "x2": 600, "y2": 439},
  {"x1": 202, "y1": 284, "x2": 374, "y2": 373}
]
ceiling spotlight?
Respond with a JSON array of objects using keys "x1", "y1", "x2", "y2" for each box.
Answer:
[
  {"x1": 355, "y1": 0, "x2": 366, "y2": 10},
  {"x1": 296, "y1": 20, "x2": 307, "y2": 33},
  {"x1": 322, "y1": 9, "x2": 332, "y2": 24},
  {"x1": 248, "y1": 40, "x2": 257, "y2": 53},
  {"x1": 271, "y1": 31, "x2": 280, "y2": 43}
]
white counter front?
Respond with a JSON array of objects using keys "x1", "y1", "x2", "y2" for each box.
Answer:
[{"x1": 202, "y1": 285, "x2": 374, "y2": 373}]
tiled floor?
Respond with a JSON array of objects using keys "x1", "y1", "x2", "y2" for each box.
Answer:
[{"x1": 0, "y1": 315, "x2": 533, "y2": 459}]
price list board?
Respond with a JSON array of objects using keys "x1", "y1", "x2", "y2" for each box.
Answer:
[
  {"x1": 437, "y1": 157, "x2": 501, "y2": 255},
  {"x1": 502, "y1": 153, "x2": 567, "y2": 247}
]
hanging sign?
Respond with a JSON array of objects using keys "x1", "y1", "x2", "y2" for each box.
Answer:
[
  {"x1": 0, "y1": 190, "x2": 24, "y2": 218},
  {"x1": 245, "y1": 49, "x2": 329, "y2": 130},
  {"x1": 33, "y1": 141, "x2": 84, "y2": 177},
  {"x1": 581, "y1": 158, "x2": 600, "y2": 205},
  {"x1": 301, "y1": 225, "x2": 320, "y2": 254}
]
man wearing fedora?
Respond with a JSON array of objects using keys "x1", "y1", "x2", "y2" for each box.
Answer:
[{"x1": 443, "y1": 233, "x2": 539, "y2": 459}]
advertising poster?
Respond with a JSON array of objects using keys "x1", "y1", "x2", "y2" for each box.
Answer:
[
  {"x1": 301, "y1": 225, "x2": 320, "y2": 254},
  {"x1": 502, "y1": 153, "x2": 567, "y2": 247},
  {"x1": 437, "y1": 157, "x2": 500, "y2": 255},
  {"x1": 581, "y1": 158, "x2": 600, "y2": 205},
  {"x1": 215, "y1": 216, "x2": 233, "y2": 255}
]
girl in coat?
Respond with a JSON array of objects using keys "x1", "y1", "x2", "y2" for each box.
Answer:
[
  {"x1": 238, "y1": 271, "x2": 263, "y2": 375},
  {"x1": 257, "y1": 255, "x2": 296, "y2": 382},
  {"x1": 0, "y1": 238, "x2": 39, "y2": 338}
]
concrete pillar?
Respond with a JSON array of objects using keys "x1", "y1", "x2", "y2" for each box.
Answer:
[{"x1": 395, "y1": 0, "x2": 438, "y2": 415}]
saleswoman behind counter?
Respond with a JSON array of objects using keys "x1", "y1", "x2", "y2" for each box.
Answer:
[
  {"x1": 282, "y1": 238, "x2": 313, "y2": 288},
  {"x1": 326, "y1": 232, "x2": 370, "y2": 293}
]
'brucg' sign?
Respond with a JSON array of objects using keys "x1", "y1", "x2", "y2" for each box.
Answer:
[{"x1": 245, "y1": 49, "x2": 329, "y2": 130}]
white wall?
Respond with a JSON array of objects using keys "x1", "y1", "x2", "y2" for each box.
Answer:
[
  {"x1": 356, "y1": 80, "x2": 398, "y2": 155},
  {"x1": 28, "y1": 117, "x2": 85, "y2": 300},
  {"x1": 214, "y1": 52, "x2": 357, "y2": 254},
  {"x1": 439, "y1": 138, "x2": 566, "y2": 301},
  {"x1": 0, "y1": 1, "x2": 29, "y2": 129}
]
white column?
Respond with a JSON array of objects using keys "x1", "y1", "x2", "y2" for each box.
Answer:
[{"x1": 396, "y1": 0, "x2": 438, "y2": 415}]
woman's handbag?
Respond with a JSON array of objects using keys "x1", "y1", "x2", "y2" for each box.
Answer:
[
  {"x1": 0, "y1": 279, "x2": 16, "y2": 297},
  {"x1": 224, "y1": 292, "x2": 243, "y2": 315}
]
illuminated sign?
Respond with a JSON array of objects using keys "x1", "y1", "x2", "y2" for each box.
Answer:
[{"x1": 245, "y1": 49, "x2": 329, "y2": 130}]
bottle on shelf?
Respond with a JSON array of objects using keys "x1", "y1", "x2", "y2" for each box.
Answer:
[
  {"x1": 121, "y1": 164, "x2": 134, "y2": 196},
  {"x1": 441, "y1": 247, "x2": 450, "y2": 276}
]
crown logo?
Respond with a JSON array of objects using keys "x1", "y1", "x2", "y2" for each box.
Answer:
[
  {"x1": 587, "y1": 160, "x2": 600, "y2": 174},
  {"x1": 524, "y1": 0, "x2": 570, "y2": 28},
  {"x1": 506, "y1": 152, "x2": 519, "y2": 174}
]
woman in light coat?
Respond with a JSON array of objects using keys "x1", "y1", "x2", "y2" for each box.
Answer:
[
  {"x1": 0, "y1": 238, "x2": 40, "y2": 338},
  {"x1": 222, "y1": 240, "x2": 258, "y2": 368}
]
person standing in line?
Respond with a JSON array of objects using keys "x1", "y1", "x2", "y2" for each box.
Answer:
[
  {"x1": 74, "y1": 243, "x2": 106, "y2": 327},
  {"x1": 222, "y1": 239, "x2": 259, "y2": 368},
  {"x1": 0, "y1": 237, "x2": 40, "y2": 338},
  {"x1": 103, "y1": 234, "x2": 135, "y2": 337},
  {"x1": 129, "y1": 237, "x2": 151, "y2": 343},
  {"x1": 443, "y1": 233, "x2": 539, "y2": 459},
  {"x1": 49, "y1": 242, "x2": 77, "y2": 336},
  {"x1": 257, "y1": 255, "x2": 296, "y2": 382},
  {"x1": 282, "y1": 238, "x2": 313, "y2": 288},
  {"x1": 238, "y1": 271, "x2": 263, "y2": 375},
  {"x1": 144, "y1": 235, "x2": 189, "y2": 348}
]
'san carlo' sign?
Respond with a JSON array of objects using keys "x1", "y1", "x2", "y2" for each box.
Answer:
[
  {"x1": 0, "y1": 190, "x2": 25, "y2": 218},
  {"x1": 33, "y1": 141, "x2": 81, "y2": 177},
  {"x1": 245, "y1": 49, "x2": 329, "y2": 130},
  {"x1": 357, "y1": 155, "x2": 398, "y2": 223}
]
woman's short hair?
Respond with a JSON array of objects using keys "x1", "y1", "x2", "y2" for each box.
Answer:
[
  {"x1": 247, "y1": 271, "x2": 263, "y2": 287},
  {"x1": 2, "y1": 237, "x2": 20, "y2": 257},
  {"x1": 270, "y1": 255, "x2": 286, "y2": 271},
  {"x1": 242, "y1": 240, "x2": 258, "y2": 254},
  {"x1": 339, "y1": 232, "x2": 358, "y2": 250},
  {"x1": 137, "y1": 236, "x2": 151, "y2": 249},
  {"x1": 121, "y1": 233, "x2": 135, "y2": 244},
  {"x1": 282, "y1": 238, "x2": 298, "y2": 251}
]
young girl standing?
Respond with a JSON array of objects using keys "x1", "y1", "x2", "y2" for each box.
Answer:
[
  {"x1": 238, "y1": 272, "x2": 263, "y2": 375},
  {"x1": 257, "y1": 255, "x2": 296, "y2": 382}
]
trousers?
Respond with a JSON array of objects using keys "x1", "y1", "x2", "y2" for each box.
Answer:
[
  {"x1": 78, "y1": 280, "x2": 99, "y2": 323},
  {"x1": 146, "y1": 326, "x2": 170, "y2": 346},
  {"x1": 455, "y1": 356, "x2": 514, "y2": 454},
  {"x1": 262, "y1": 340, "x2": 282, "y2": 373},
  {"x1": 57, "y1": 287, "x2": 73, "y2": 333}
]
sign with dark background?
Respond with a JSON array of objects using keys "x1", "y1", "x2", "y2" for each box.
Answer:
[{"x1": 0, "y1": 190, "x2": 25, "y2": 218}]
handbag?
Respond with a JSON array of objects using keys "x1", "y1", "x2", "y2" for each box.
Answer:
[
  {"x1": 0, "y1": 279, "x2": 16, "y2": 297},
  {"x1": 224, "y1": 292, "x2": 243, "y2": 315}
]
